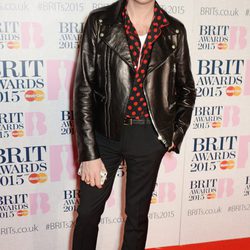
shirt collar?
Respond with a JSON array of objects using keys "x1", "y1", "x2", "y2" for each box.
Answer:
[{"x1": 122, "y1": 0, "x2": 169, "y2": 37}]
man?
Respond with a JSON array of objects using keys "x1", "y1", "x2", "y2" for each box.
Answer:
[{"x1": 72, "y1": 0, "x2": 196, "y2": 249}]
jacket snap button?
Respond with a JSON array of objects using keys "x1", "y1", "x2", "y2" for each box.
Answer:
[
  {"x1": 175, "y1": 29, "x2": 179, "y2": 33},
  {"x1": 172, "y1": 44, "x2": 176, "y2": 49},
  {"x1": 100, "y1": 33, "x2": 104, "y2": 37}
]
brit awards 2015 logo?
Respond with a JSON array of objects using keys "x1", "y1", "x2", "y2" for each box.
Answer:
[
  {"x1": 60, "y1": 110, "x2": 74, "y2": 135},
  {"x1": 0, "y1": 60, "x2": 45, "y2": 103},
  {"x1": 0, "y1": 192, "x2": 50, "y2": 218},
  {"x1": 244, "y1": 176, "x2": 250, "y2": 196},
  {"x1": 191, "y1": 135, "x2": 250, "y2": 173},
  {"x1": 63, "y1": 189, "x2": 79, "y2": 212},
  {"x1": 0, "y1": 21, "x2": 44, "y2": 49},
  {"x1": 188, "y1": 178, "x2": 234, "y2": 201},
  {"x1": 192, "y1": 105, "x2": 240, "y2": 129},
  {"x1": 191, "y1": 136, "x2": 237, "y2": 173},
  {"x1": 58, "y1": 22, "x2": 82, "y2": 49},
  {"x1": 0, "y1": 112, "x2": 47, "y2": 138},
  {"x1": 0, "y1": 194, "x2": 29, "y2": 218},
  {"x1": 198, "y1": 25, "x2": 247, "y2": 50},
  {"x1": 196, "y1": 59, "x2": 250, "y2": 97},
  {"x1": 0, "y1": 146, "x2": 48, "y2": 186}
]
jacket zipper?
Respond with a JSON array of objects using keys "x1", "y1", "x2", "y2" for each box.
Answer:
[
  {"x1": 106, "y1": 49, "x2": 111, "y2": 137},
  {"x1": 104, "y1": 47, "x2": 108, "y2": 137},
  {"x1": 142, "y1": 81, "x2": 167, "y2": 146}
]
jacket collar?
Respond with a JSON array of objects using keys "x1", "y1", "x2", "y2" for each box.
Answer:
[{"x1": 99, "y1": 0, "x2": 176, "y2": 75}]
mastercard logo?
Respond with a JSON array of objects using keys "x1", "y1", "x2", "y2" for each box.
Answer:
[
  {"x1": 25, "y1": 90, "x2": 45, "y2": 102},
  {"x1": 211, "y1": 122, "x2": 221, "y2": 128},
  {"x1": 28, "y1": 173, "x2": 48, "y2": 184},
  {"x1": 220, "y1": 160, "x2": 235, "y2": 170},
  {"x1": 207, "y1": 192, "x2": 216, "y2": 199},
  {"x1": 7, "y1": 41, "x2": 20, "y2": 49},
  {"x1": 12, "y1": 130, "x2": 24, "y2": 137},
  {"x1": 217, "y1": 42, "x2": 228, "y2": 50},
  {"x1": 226, "y1": 86, "x2": 242, "y2": 96},
  {"x1": 17, "y1": 210, "x2": 29, "y2": 216}
]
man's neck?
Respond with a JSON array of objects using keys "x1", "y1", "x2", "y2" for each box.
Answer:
[{"x1": 126, "y1": 0, "x2": 155, "y2": 22}]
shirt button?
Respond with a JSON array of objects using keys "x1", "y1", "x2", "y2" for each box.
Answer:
[
  {"x1": 158, "y1": 135, "x2": 162, "y2": 140},
  {"x1": 98, "y1": 19, "x2": 103, "y2": 23},
  {"x1": 134, "y1": 65, "x2": 137, "y2": 69},
  {"x1": 175, "y1": 29, "x2": 179, "y2": 34},
  {"x1": 100, "y1": 33, "x2": 104, "y2": 37},
  {"x1": 172, "y1": 44, "x2": 176, "y2": 49}
]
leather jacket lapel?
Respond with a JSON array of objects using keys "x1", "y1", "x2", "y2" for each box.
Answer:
[
  {"x1": 100, "y1": 22, "x2": 134, "y2": 69},
  {"x1": 147, "y1": 27, "x2": 176, "y2": 75}
]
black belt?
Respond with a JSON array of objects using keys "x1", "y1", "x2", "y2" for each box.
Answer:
[{"x1": 123, "y1": 117, "x2": 152, "y2": 125}]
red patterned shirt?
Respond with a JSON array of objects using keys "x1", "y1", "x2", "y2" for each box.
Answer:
[{"x1": 122, "y1": 0, "x2": 169, "y2": 119}]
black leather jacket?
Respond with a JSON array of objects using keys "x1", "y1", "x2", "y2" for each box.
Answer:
[{"x1": 73, "y1": 0, "x2": 196, "y2": 163}]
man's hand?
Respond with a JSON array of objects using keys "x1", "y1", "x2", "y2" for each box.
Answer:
[{"x1": 80, "y1": 158, "x2": 107, "y2": 189}]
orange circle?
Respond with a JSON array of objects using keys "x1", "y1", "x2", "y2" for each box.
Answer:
[
  {"x1": 234, "y1": 86, "x2": 241, "y2": 96},
  {"x1": 38, "y1": 173, "x2": 48, "y2": 183},
  {"x1": 35, "y1": 90, "x2": 45, "y2": 101}
]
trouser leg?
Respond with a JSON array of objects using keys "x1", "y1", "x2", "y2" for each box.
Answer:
[
  {"x1": 72, "y1": 131, "x2": 123, "y2": 250},
  {"x1": 121, "y1": 124, "x2": 167, "y2": 250}
]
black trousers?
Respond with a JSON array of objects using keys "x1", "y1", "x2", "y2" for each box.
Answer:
[{"x1": 72, "y1": 121, "x2": 167, "y2": 250}]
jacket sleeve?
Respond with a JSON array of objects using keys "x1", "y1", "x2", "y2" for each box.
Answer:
[
  {"x1": 73, "y1": 13, "x2": 100, "y2": 163},
  {"x1": 171, "y1": 24, "x2": 196, "y2": 154}
]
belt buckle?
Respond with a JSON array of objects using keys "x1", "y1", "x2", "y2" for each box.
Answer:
[{"x1": 124, "y1": 118, "x2": 133, "y2": 125}]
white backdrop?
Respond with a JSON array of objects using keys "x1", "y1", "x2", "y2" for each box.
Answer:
[{"x1": 0, "y1": 0, "x2": 250, "y2": 249}]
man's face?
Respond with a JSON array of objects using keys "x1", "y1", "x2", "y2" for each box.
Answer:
[{"x1": 130, "y1": 0, "x2": 155, "y2": 5}]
